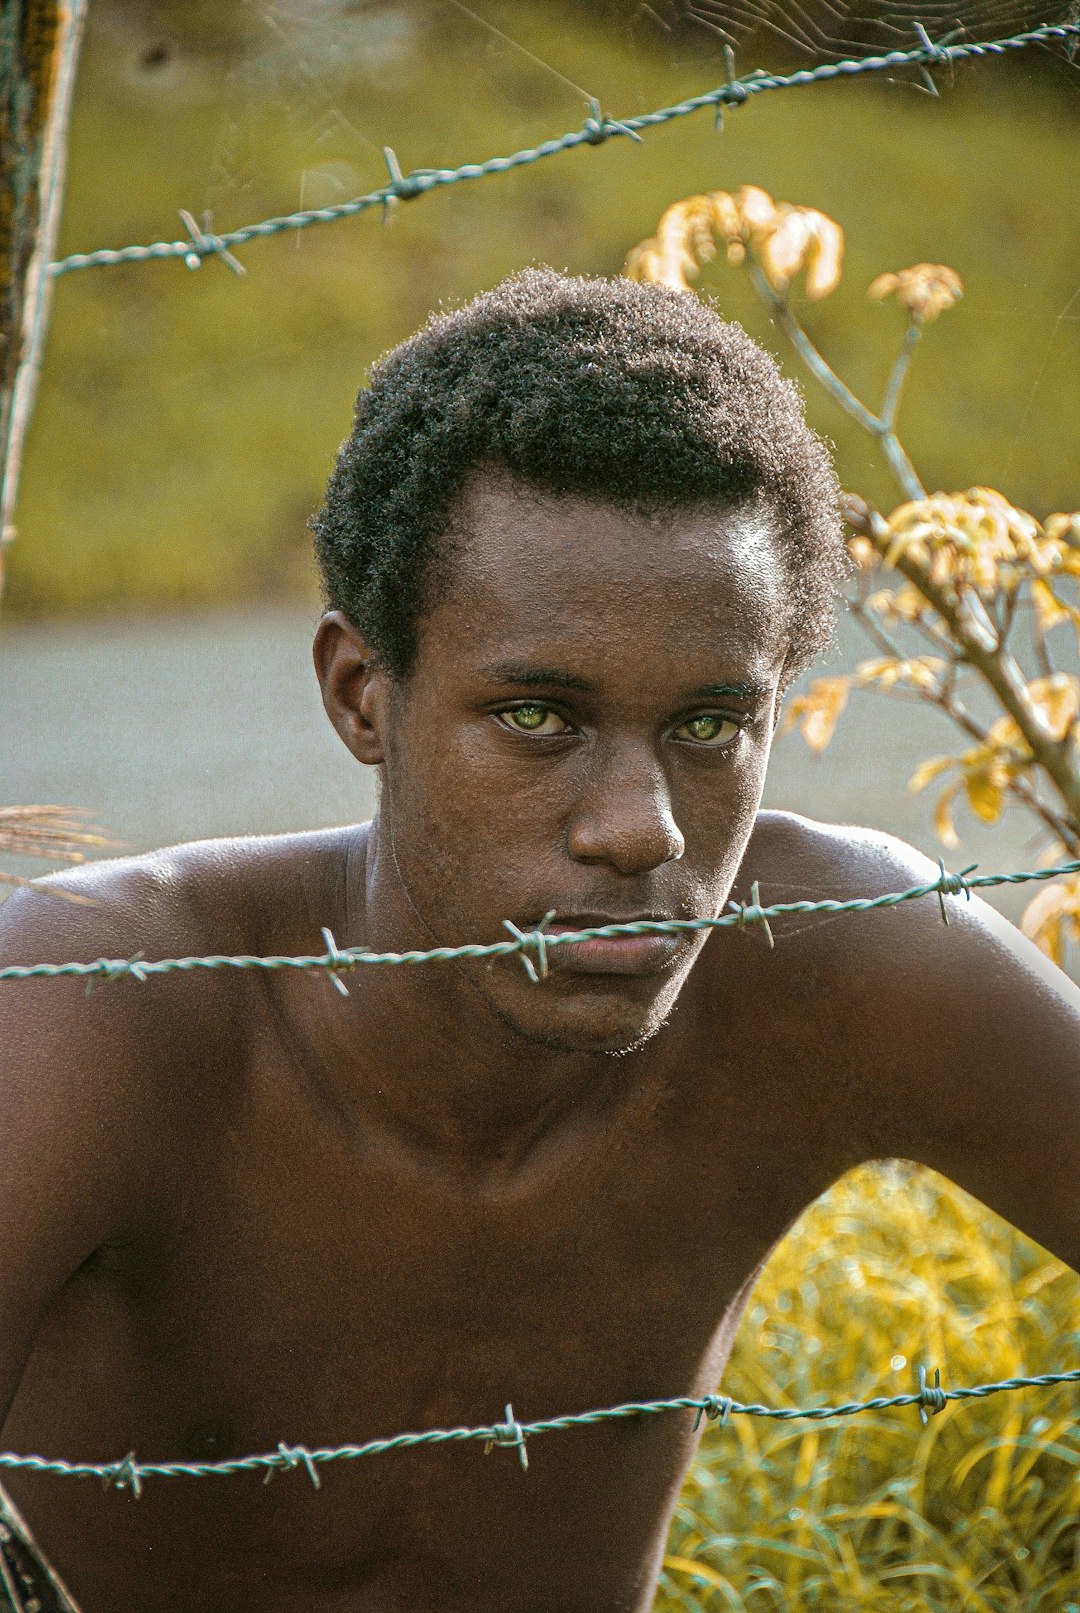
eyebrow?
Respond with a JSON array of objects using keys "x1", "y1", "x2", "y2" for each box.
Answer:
[
  {"x1": 689, "y1": 681, "x2": 773, "y2": 704},
  {"x1": 482, "y1": 661, "x2": 593, "y2": 692},
  {"x1": 480, "y1": 661, "x2": 772, "y2": 703}
]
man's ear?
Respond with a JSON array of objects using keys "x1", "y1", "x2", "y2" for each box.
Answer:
[{"x1": 313, "y1": 611, "x2": 391, "y2": 765}]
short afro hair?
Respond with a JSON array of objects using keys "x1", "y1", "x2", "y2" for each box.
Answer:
[{"x1": 312, "y1": 267, "x2": 846, "y2": 680}]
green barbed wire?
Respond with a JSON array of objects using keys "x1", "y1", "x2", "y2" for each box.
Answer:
[
  {"x1": 1, "y1": 858, "x2": 1078, "y2": 991},
  {"x1": 3, "y1": 855, "x2": 1078, "y2": 1491},
  {"x1": 48, "y1": 22, "x2": 1080, "y2": 280},
  {"x1": 15, "y1": 7, "x2": 1080, "y2": 1516},
  {"x1": 3, "y1": 1364, "x2": 1080, "y2": 1493}
]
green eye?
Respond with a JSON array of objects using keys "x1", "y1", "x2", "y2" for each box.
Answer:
[
  {"x1": 502, "y1": 704, "x2": 566, "y2": 735},
  {"x1": 678, "y1": 714, "x2": 741, "y2": 746}
]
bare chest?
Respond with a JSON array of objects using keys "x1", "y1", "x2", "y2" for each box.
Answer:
[
  {"x1": 4, "y1": 1005, "x2": 839, "y2": 1613},
  {"x1": 146, "y1": 1051, "x2": 774, "y2": 1459}
]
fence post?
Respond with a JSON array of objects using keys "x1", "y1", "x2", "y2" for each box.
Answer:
[{"x1": 0, "y1": 0, "x2": 89, "y2": 602}]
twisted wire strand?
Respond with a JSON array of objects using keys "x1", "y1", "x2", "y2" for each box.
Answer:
[
  {"x1": 3, "y1": 854, "x2": 1078, "y2": 1484},
  {"x1": 3, "y1": 1365, "x2": 1080, "y2": 1489},
  {"x1": 48, "y1": 22, "x2": 1080, "y2": 278},
  {"x1": 15, "y1": 4, "x2": 1080, "y2": 1513},
  {"x1": 1, "y1": 858, "x2": 1077, "y2": 988}
]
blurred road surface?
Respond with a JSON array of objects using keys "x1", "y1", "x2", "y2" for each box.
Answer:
[{"x1": 0, "y1": 607, "x2": 1053, "y2": 922}]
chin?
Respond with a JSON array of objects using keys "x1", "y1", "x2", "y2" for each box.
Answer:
[{"x1": 490, "y1": 980, "x2": 680, "y2": 1057}]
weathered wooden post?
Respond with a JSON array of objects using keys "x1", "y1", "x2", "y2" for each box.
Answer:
[
  {"x1": 0, "y1": 0, "x2": 88, "y2": 602},
  {"x1": 1, "y1": 2, "x2": 106, "y2": 905}
]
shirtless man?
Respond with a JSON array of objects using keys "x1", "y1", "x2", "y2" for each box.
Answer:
[{"x1": 1, "y1": 268, "x2": 1078, "y2": 1613}]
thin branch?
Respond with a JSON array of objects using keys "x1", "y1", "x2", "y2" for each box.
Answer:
[
  {"x1": 879, "y1": 433, "x2": 925, "y2": 503},
  {"x1": 748, "y1": 261, "x2": 878, "y2": 432},
  {"x1": 910, "y1": 611, "x2": 957, "y2": 655},
  {"x1": 845, "y1": 597, "x2": 912, "y2": 666},
  {"x1": 1031, "y1": 604, "x2": 1055, "y2": 680},
  {"x1": 844, "y1": 599, "x2": 1078, "y2": 851},
  {"x1": 747, "y1": 261, "x2": 925, "y2": 502},
  {"x1": 879, "y1": 321, "x2": 923, "y2": 431},
  {"x1": 0, "y1": 0, "x2": 91, "y2": 596},
  {"x1": 845, "y1": 496, "x2": 1080, "y2": 832},
  {"x1": 1000, "y1": 580, "x2": 1023, "y2": 651}
]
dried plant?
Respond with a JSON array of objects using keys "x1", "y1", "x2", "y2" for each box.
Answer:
[
  {"x1": 0, "y1": 805, "x2": 108, "y2": 901},
  {"x1": 626, "y1": 190, "x2": 1080, "y2": 971},
  {"x1": 659, "y1": 1160, "x2": 1080, "y2": 1610}
]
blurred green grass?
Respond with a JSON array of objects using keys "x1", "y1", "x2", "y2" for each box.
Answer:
[
  {"x1": 6, "y1": 2, "x2": 1079, "y2": 614},
  {"x1": 659, "y1": 1163, "x2": 1080, "y2": 1611}
]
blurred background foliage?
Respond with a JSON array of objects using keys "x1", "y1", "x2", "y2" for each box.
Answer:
[
  {"x1": 5, "y1": 0, "x2": 1080, "y2": 613},
  {"x1": 6, "y1": 6, "x2": 1080, "y2": 1606}
]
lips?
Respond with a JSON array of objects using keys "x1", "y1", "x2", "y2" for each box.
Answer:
[{"x1": 532, "y1": 912, "x2": 692, "y2": 978}]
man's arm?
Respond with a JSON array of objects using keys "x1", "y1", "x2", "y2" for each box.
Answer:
[
  {"x1": 0, "y1": 867, "x2": 193, "y2": 1428},
  {"x1": 824, "y1": 831, "x2": 1080, "y2": 1273}
]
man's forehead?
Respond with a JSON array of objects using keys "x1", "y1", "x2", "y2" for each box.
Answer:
[
  {"x1": 421, "y1": 475, "x2": 791, "y2": 689},
  {"x1": 444, "y1": 473, "x2": 789, "y2": 642},
  {"x1": 452, "y1": 472, "x2": 781, "y2": 577}
]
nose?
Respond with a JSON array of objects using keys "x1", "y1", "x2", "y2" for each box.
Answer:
[{"x1": 565, "y1": 743, "x2": 685, "y2": 875}]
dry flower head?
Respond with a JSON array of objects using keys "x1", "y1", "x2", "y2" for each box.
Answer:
[
  {"x1": 783, "y1": 657, "x2": 947, "y2": 754},
  {"x1": 868, "y1": 263, "x2": 963, "y2": 325},
  {"x1": 625, "y1": 186, "x2": 843, "y2": 301},
  {"x1": 880, "y1": 489, "x2": 1080, "y2": 619},
  {"x1": 908, "y1": 674, "x2": 1080, "y2": 848},
  {"x1": 1022, "y1": 869, "x2": 1080, "y2": 968}
]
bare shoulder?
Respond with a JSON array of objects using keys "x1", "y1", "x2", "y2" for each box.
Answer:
[
  {"x1": 0, "y1": 821, "x2": 361, "y2": 969},
  {"x1": 0, "y1": 823, "x2": 361, "y2": 1148},
  {"x1": 740, "y1": 808, "x2": 949, "y2": 906},
  {"x1": 738, "y1": 809, "x2": 1076, "y2": 1001},
  {"x1": 0, "y1": 838, "x2": 248, "y2": 1139},
  {"x1": 0, "y1": 826, "x2": 361, "y2": 1258},
  {"x1": 730, "y1": 810, "x2": 1080, "y2": 1150},
  {"x1": 729, "y1": 820, "x2": 1080, "y2": 1272},
  {"x1": 723, "y1": 809, "x2": 954, "y2": 1002},
  {"x1": 741, "y1": 806, "x2": 1044, "y2": 954}
]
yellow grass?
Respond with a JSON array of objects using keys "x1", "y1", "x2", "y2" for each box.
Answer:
[
  {"x1": 0, "y1": 805, "x2": 108, "y2": 894},
  {"x1": 659, "y1": 1162, "x2": 1080, "y2": 1611}
]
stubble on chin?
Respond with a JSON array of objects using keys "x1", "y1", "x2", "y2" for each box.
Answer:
[{"x1": 485, "y1": 983, "x2": 680, "y2": 1059}]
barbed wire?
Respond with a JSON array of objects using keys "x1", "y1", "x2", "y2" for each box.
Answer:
[
  {"x1": 48, "y1": 21, "x2": 1080, "y2": 280},
  {"x1": 3, "y1": 855, "x2": 1077, "y2": 1489},
  {"x1": 14, "y1": 7, "x2": 1080, "y2": 1520},
  {"x1": 3, "y1": 1363, "x2": 1080, "y2": 1493},
  {"x1": 1, "y1": 857, "x2": 1077, "y2": 991}
]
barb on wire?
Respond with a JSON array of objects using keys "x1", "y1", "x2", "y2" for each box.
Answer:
[
  {"x1": 502, "y1": 909, "x2": 556, "y2": 983},
  {"x1": 319, "y1": 926, "x2": 352, "y2": 997},
  {"x1": 47, "y1": 22, "x2": 1080, "y2": 280},
  {"x1": 917, "y1": 1364, "x2": 947, "y2": 1425},
  {"x1": 177, "y1": 211, "x2": 245, "y2": 275},
  {"x1": 3, "y1": 1362, "x2": 1080, "y2": 1489},
  {"x1": 484, "y1": 1404, "x2": 529, "y2": 1470},
  {"x1": 729, "y1": 879, "x2": 775, "y2": 948},
  {"x1": 1, "y1": 858, "x2": 1077, "y2": 991}
]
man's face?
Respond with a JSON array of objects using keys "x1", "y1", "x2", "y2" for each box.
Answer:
[{"x1": 376, "y1": 476, "x2": 790, "y2": 1055}]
